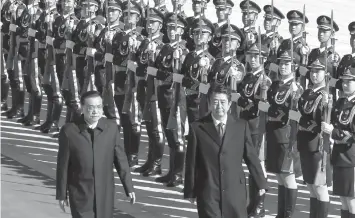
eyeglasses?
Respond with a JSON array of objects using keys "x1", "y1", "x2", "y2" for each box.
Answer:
[{"x1": 85, "y1": 104, "x2": 103, "y2": 111}]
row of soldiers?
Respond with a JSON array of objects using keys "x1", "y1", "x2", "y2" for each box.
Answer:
[{"x1": 1, "y1": 0, "x2": 355, "y2": 217}]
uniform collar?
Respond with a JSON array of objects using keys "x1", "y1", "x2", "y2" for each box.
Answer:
[
  {"x1": 281, "y1": 76, "x2": 294, "y2": 84},
  {"x1": 216, "y1": 20, "x2": 227, "y2": 28},
  {"x1": 292, "y1": 34, "x2": 302, "y2": 42},
  {"x1": 265, "y1": 31, "x2": 276, "y2": 38},
  {"x1": 195, "y1": 47, "x2": 208, "y2": 56},
  {"x1": 348, "y1": 93, "x2": 355, "y2": 101},
  {"x1": 223, "y1": 55, "x2": 232, "y2": 62},
  {"x1": 313, "y1": 85, "x2": 325, "y2": 92},
  {"x1": 252, "y1": 68, "x2": 263, "y2": 76}
]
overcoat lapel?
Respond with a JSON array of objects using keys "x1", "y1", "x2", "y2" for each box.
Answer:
[
  {"x1": 220, "y1": 116, "x2": 236, "y2": 151},
  {"x1": 200, "y1": 114, "x2": 222, "y2": 146},
  {"x1": 77, "y1": 115, "x2": 106, "y2": 146}
]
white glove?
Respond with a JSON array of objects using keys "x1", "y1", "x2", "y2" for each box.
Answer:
[
  {"x1": 270, "y1": 38, "x2": 279, "y2": 49},
  {"x1": 321, "y1": 122, "x2": 334, "y2": 135},
  {"x1": 147, "y1": 41, "x2": 157, "y2": 53},
  {"x1": 300, "y1": 45, "x2": 310, "y2": 56},
  {"x1": 328, "y1": 53, "x2": 340, "y2": 66},
  {"x1": 246, "y1": 32, "x2": 256, "y2": 43},
  {"x1": 199, "y1": 57, "x2": 210, "y2": 68},
  {"x1": 173, "y1": 48, "x2": 182, "y2": 59}
]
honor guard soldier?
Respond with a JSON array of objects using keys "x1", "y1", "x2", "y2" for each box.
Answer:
[
  {"x1": 1, "y1": 0, "x2": 12, "y2": 112},
  {"x1": 3, "y1": 0, "x2": 30, "y2": 120},
  {"x1": 280, "y1": 9, "x2": 310, "y2": 88},
  {"x1": 264, "y1": 41, "x2": 303, "y2": 218},
  {"x1": 19, "y1": 0, "x2": 44, "y2": 126},
  {"x1": 133, "y1": 7, "x2": 165, "y2": 175},
  {"x1": 208, "y1": 0, "x2": 233, "y2": 58},
  {"x1": 151, "y1": 12, "x2": 189, "y2": 186},
  {"x1": 184, "y1": 0, "x2": 208, "y2": 51},
  {"x1": 92, "y1": 0, "x2": 123, "y2": 96},
  {"x1": 238, "y1": 0, "x2": 261, "y2": 64},
  {"x1": 296, "y1": 58, "x2": 332, "y2": 218},
  {"x1": 112, "y1": 0, "x2": 144, "y2": 166},
  {"x1": 236, "y1": 42, "x2": 270, "y2": 217},
  {"x1": 321, "y1": 63, "x2": 355, "y2": 218},
  {"x1": 181, "y1": 17, "x2": 215, "y2": 122},
  {"x1": 307, "y1": 15, "x2": 340, "y2": 103},
  {"x1": 261, "y1": 4, "x2": 285, "y2": 81}
]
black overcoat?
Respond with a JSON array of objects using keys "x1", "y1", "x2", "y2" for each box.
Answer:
[
  {"x1": 184, "y1": 114, "x2": 267, "y2": 218},
  {"x1": 56, "y1": 116, "x2": 134, "y2": 218}
]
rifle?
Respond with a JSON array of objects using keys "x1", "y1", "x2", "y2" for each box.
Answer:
[
  {"x1": 103, "y1": 0, "x2": 121, "y2": 126},
  {"x1": 166, "y1": 3, "x2": 185, "y2": 146},
  {"x1": 299, "y1": 4, "x2": 307, "y2": 88},
  {"x1": 315, "y1": 11, "x2": 334, "y2": 185},
  {"x1": 269, "y1": 0, "x2": 277, "y2": 56}
]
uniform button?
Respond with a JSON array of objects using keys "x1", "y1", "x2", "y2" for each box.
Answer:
[
  {"x1": 222, "y1": 189, "x2": 225, "y2": 192},
  {"x1": 221, "y1": 170, "x2": 225, "y2": 174}
]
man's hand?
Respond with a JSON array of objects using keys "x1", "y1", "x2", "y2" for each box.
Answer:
[
  {"x1": 321, "y1": 122, "x2": 334, "y2": 135},
  {"x1": 187, "y1": 198, "x2": 196, "y2": 204},
  {"x1": 129, "y1": 192, "x2": 136, "y2": 204},
  {"x1": 58, "y1": 199, "x2": 69, "y2": 212}
]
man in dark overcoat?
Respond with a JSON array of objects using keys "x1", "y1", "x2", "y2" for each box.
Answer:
[
  {"x1": 56, "y1": 91, "x2": 135, "y2": 218},
  {"x1": 184, "y1": 83, "x2": 267, "y2": 218}
]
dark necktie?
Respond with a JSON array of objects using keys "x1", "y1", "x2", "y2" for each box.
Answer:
[{"x1": 217, "y1": 123, "x2": 225, "y2": 140}]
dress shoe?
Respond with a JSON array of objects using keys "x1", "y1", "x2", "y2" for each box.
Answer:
[
  {"x1": 166, "y1": 174, "x2": 183, "y2": 187},
  {"x1": 155, "y1": 173, "x2": 171, "y2": 183},
  {"x1": 52, "y1": 133, "x2": 60, "y2": 138},
  {"x1": 35, "y1": 121, "x2": 50, "y2": 130},
  {"x1": 7, "y1": 108, "x2": 24, "y2": 119},
  {"x1": 23, "y1": 116, "x2": 40, "y2": 126},
  {"x1": 142, "y1": 161, "x2": 162, "y2": 177},
  {"x1": 1, "y1": 102, "x2": 8, "y2": 111},
  {"x1": 128, "y1": 154, "x2": 138, "y2": 167},
  {"x1": 134, "y1": 160, "x2": 152, "y2": 173},
  {"x1": 42, "y1": 122, "x2": 59, "y2": 133},
  {"x1": 17, "y1": 115, "x2": 29, "y2": 123},
  {"x1": 248, "y1": 193, "x2": 266, "y2": 218}
]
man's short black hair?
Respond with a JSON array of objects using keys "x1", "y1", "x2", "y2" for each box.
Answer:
[
  {"x1": 80, "y1": 91, "x2": 102, "y2": 105},
  {"x1": 207, "y1": 82, "x2": 232, "y2": 101}
]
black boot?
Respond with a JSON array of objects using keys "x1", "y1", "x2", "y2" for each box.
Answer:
[
  {"x1": 284, "y1": 188, "x2": 297, "y2": 218},
  {"x1": 142, "y1": 159, "x2": 162, "y2": 177},
  {"x1": 1, "y1": 78, "x2": 9, "y2": 111},
  {"x1": 128, "y1": 154, "x2": 138, "y2": 167},
  {"x1": 247, "y1": 176, "x2": 257, "y2": 215},
  {"x1": 24, "y1": 92, "x2": 42, "y2": 126},
  {"x1": 155, "y1": 148, "x2": 174, "y2": 183},
  {"x1": 248, "y1": 192, "x2": 266, "y2": 218},
  {"x1": 8, "y1": 90, "x2": 24, "y2": 119},
  {"x1": 166, "y1": 150, "x2": 184, "y2": 187},
  {"x1": 35, "y1": 85, "x2": 53, "y2": 131},
  {"x1": 135, "y1": 142, "x2": 154, "y2": 173},
  {"x1": 18, "y1": 93, "x2": 32, "y2": 123},
  {"x1": 309, "y1": 198, "x2": 317, "y2": 218},
  {"x1": 275, "y1": 185, "x2": 286, "y2": 218},
  {"x1": 341, "y1": 210, "x2": 349, "y2": 218},
  {"x1": 42, "y1": 97, "x2": 62, "y2": 133},
  {"x1": 317, "y1": 200, "x2": 329, "y2": 218}
]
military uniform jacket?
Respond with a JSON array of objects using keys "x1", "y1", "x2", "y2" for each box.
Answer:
[
  {"x1": 261, "y1": 32, "x2": 283, "y2": 78},
  {"x1": 331, "y1": 95, "x2": 355, "y2": 167},
  {"x1": 236, "y1": 27, "x2": 258, "y2": 64},
  {"x1": 1, "y1": 0, "x2": 12, "y2": 53},
  {"x1": 135, "y1": 33, "x2": 164, "y2": 103},
  {"x1": 155, "y1": 41, "x2": 188, "y2": 108},
  {"x1": 297, "y1": 86, "x2": 327, "y2": 152},
  {"x1": 237, "y1": 69, "x2": 265, "y2": 121},
  {"x1": 307, "y1": 46, "x2": 339, "y2": 79},
  {"x1": 14, "y1": 4, "x2": 31, "y2": 60},
  {"x1": 181, "y1": 49, "x2": 215, "y2": 92},
  {"x1": 208, "y1": 20, "x2": 228, "y2": 58}
]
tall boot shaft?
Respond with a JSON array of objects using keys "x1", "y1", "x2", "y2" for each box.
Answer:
[
  {"x1": 309, "y1": 198, "x2": 317, "y2": 218},
  {"x1": 275, "y1": 185, "x2": 286, "y2": 218},
  {"x1": 135, "y1": 141, "x2": 154, "y2": 173},
  {"x1": 166, "y1": 150, "x2": 185, "y2": 187},
  {"x1": 341, "y1": 210, "x2": 349, "y2": 218},
  {"x1": 284, "y1": 188, "x2": 298, "y2": 218},
  {"x1": 52, "y1": 97, "x2": 63, "y2": 122},
  {"x1": 155, "y1": 148, "x2": 174, "y2": 183},
  {"x1": 317, "y1": 200, "x2": 329, "y2": 218},
  {"x1": 32, "y1": 93, "x2": 43, "y2": 115},
  {"x1": 1, "y1": 79, "x2": 9, "y2": 101},
  {"x1": 18, "y1": 93, "x2": 32, "y2": 123}
]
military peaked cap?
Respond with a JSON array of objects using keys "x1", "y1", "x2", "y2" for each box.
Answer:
[
  {"x1": 277, "y1": 40, "x2": 301, "y2": 63},
  {"x1": 213, "y1": 0, "x2": 234, "y2": 8},
  {"x1": 147, "y1": 8, "x2": 164, "y2": 23},
  {"x1": 106, "y1": 0, "x2": 122, "y2": 11},
  {"x1": 191, "y1": 17, "x2": 214, "y2": 34},
  {"x1": 122, "y1": 0, "x2": 142, "y2": 15},
  {"x1": 220, "y1": 23, "x2": 244, "y2": 44},
  {"x1": 317, "y1": 15, "x2": 339, "y2": 32},
  {"x1": 263, "y1": 5, "x2": 285, "y2": 20},
  {"x1": 287, "y1": 10, "x2": 309, "y2": 24},
  {"x1": 165, "y1": 12, "x2": 187, "y2": 28},
  {"x1": 240, "y1": 0, "x2": 261, "y2": 14}
]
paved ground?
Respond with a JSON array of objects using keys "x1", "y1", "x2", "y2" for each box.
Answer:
[{"x1": 3, "y1": 1, "x2": 355, "y2": 217}]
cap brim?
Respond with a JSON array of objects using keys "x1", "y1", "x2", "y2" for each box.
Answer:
[
  {"x1": 340, "y1": 75, "x2": 355, "y2": 80},
  {"x1": 123, "y1": 9, "x2": 140, "y2": 14},
  {"x1": 288, "y1": 20, "x2": 303, "y2": 24},
  {"x1": 318, "y1": 25, "x2": 331, "y2": 30},
  {"x1": 221, "y1": 34, "x2": 241, "y2": 41},
  {"x1": 193, "y1": 27, "x2": 212, "y2": 34},
  {"x1": 167, "y1": 23, "x2": 185, "y2": 28}
]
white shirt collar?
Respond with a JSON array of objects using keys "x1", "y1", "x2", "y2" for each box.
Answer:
[
  {"x1": 352, "y1": 53, "x2": 355, "y2": 58},
  {"x1": 292, "y1": 34, "x2": 302, "y2": 42},
  {"x1": 211, "y1": 114, "x2": 227, "y2": 127},
  {"x1": 85, "y1": 120, "x2": 98, "y2": 129},
  {"x1": 265, "y1": 31, "x2": 275, "y2": 38},
  {"x1": 281, "y1": 76, "x2": 294, "y2": 84}
]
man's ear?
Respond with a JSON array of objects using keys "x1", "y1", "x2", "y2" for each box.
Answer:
[{"x1": 158, "y1": 23, "x2": 163, "y2": 30}]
